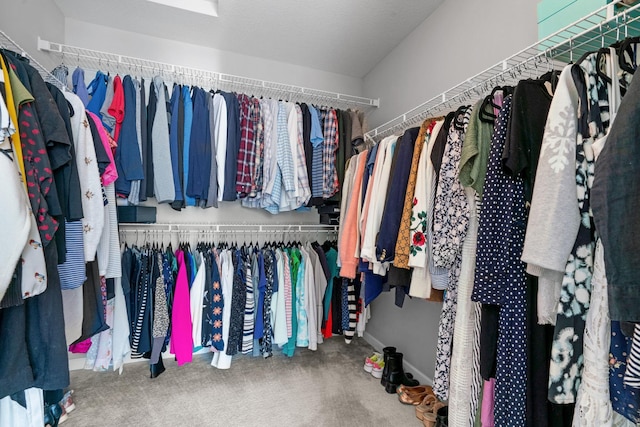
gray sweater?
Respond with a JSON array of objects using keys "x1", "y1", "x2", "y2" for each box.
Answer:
[
  {"x1": 205, "y1": 91, "x2": 219, "y2": 208},
  {"x1": 521, "y1": 65, "x2": 581, "y2": 324},
  {"x1": 151, "y1": 76, "x2": 175, "y2": 204}
]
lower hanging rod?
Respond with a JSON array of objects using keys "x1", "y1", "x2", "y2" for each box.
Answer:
[{"x1": 118, "y1": 223, "x2": 339, "y2": 233}]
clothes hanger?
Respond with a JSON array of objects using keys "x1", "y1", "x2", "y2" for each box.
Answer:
[
  {"x1": 596, "y1": 48, "x2": 613, "y2": 85},
  {"x1": 479, "y1": 89, "x2": 499, "y2": 124},
  {"x1": 617, "y1": 36, "x2": 640, "y2": 73}
]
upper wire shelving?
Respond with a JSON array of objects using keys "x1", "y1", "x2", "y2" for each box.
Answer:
[
  {"x1": 0, "y1": 30, "x2": 66, "y2": 90},
  {"x1": 36, "y1": 38, "x2": 380, "y2": 111},
  {"x1": 364, "y1": 0, "x2": 640, "y2": 142}
]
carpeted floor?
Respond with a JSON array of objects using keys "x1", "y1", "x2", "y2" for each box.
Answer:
[{"x1": 65, "y1": 338, "x2": 420, "y2": 426}]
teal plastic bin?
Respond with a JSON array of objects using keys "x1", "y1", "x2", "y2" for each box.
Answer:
[{"x1": 538, "y1": 0, "x2": 610, "y2": 40}]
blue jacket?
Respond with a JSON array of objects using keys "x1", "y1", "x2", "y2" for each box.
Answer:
[
  {"x1": 375, "y1": 127, "x2": 420, "y2": 263},
  {"x1": 186, "y1": 87, "x2": 212, "y2": 201},
  {"x1": 114, "y1": 75, "x2": 144, "y2": 196},
  {"x1": 169, "y1": 85, "x2": 183, "y2": 203},
  {"x1": 221, "y1": 91, "x2": 240, "y2": 201}
]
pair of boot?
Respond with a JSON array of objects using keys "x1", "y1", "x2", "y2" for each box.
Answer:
[{"x1": 379, "y1": 346, "x2": 419, "y2": 394}]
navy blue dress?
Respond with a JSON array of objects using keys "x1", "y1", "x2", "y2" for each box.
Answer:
[{"x1": 472, "y1": 96, "x2": 528, "y2": 427}]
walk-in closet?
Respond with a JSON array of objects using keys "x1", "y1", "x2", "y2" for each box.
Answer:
[{"x1": 2, "y1": 0, "x2": 640, "y2": 426}]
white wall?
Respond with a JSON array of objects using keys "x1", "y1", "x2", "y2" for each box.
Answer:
[
  {"x1": 361, "y1": 0, "x2": 540, "y2": 384},
  {"x1": 64, "y1": 18, "x2": 364, "y2": 96},
  {"x1": 0, "y1": 0, "x2": 65, "y2": 69},
  {"x1": 58, "y1": 18, "x2": 369, "y2": 228},
  {"x1": 364, "y1": 0, "x2": 540, "y2": 129}
]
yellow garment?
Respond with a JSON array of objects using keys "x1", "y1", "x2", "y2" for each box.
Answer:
[
  {"x1": 0, "y1": 55, "x2": 26, "y2": 191},
  {"x1": 393, "y1": 119, "x2": 433, "y2": 269}
]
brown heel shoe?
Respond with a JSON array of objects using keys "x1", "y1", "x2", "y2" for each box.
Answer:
[
  {"x1": 415, "y1": 394, "x2": 437, "y2": 420},
  {"x1": 422, "y1": 412, "x2": 437, "y2": 427}
]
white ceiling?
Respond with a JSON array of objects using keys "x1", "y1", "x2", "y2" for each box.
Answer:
[{"x1": 53, "y1": 0, "x2": 445, "y2": 78}]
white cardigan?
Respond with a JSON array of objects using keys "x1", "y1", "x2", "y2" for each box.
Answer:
[{"x1": 360, "y1": 135, "x2": 395, "y2": 275}]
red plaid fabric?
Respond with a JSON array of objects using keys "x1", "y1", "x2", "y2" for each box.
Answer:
[
  {"x1": 235, "y1": 94, "x2": 255, "y2": 196},
  {"x1": 249, "y1": 97, "x2": 263, "y2": 197}
]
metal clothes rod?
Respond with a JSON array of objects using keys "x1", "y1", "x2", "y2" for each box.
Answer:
[
  {"x1": 36, "y1": 38, "x2": 380, "y2": 111},
  {"x1": 0, "y1": 30, "x2": 66, "y2": 91},
  {"x1": 118, "y1": 223, "x2": 339, "y2": 233},
  {"x1": 364, "y1": 0, "x2": 640, "y2": 142}
]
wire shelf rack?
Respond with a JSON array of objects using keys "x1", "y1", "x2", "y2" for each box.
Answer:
[
  {"x1": 0, "y1": 30, "x2": 66, "y2": 90},
  {"x1": 364, "y1": 0, "x2": 640, "y2": 142},
  {"x1": 36, "y1": 38, "x2": 380, "y2": 111}
]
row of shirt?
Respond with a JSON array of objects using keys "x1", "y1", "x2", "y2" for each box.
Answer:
[
  {"x1": 56, "y1": 66, "x2": 368, "y2": 214},
  {"x1": 71, "y1": 239, "x2": 371, "y2": 374},
  {"x1": 338, "y1": 41, "x2": 640, "y2": 427}
]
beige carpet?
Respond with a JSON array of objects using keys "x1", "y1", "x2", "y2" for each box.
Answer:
[{"x1": 64, "y1": 338, "x2": 420, "y2": 426}]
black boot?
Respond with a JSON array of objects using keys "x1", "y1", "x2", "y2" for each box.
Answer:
[
  {"x1": 385, "y1": 352, "x2": 419, "y2": 394},
  {"x1": 435, "y1": 405, "x2": 448, "y2": 427},
  {"x1": 150, "y1": 356, "x2": 166, "y2": 378},
  {"x1": 380, "y1": 346, "x2": 396, "y2": 387}
]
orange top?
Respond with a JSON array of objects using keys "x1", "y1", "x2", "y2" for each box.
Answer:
[{"x1": 339, "y1": 149, "x2": 368, "y2": 279}]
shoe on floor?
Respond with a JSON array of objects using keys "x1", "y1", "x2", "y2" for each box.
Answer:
[
  {"x1": 398, "y1": 385, "x2": 432, "y2": 405},
  {"x1": 59, "y1": 390, "x2": 75, "y2": 414},
  {"x1": 58, "y1": 404, "x2": 68, "y2": 424},
  {"x1": 44, "y1": 403, "x2": 64, "y2": 427},
  {"x1": 363, "y1": 352, "x2": 382, "y2": 373},
  {"x1": 371, "y1": 361, "x2": 384, "y2": 379},
  {"x1": 422, "y1": 411, "x2": 437, "y2": 427},
  {"x1": 415, "y1": 394, "x2": 437, "y2": 421}
]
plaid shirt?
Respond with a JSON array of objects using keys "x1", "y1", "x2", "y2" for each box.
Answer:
[
  {"x1": 250, "y1": 97, "x2": 264, "y2": 197},
  {"x1": 322, "y1": 109, "x2": 339, "y2": 198},
  {"x1": 293, "y1": 104, "x2": 310, "y2": 206},
  {"x1": 277, "y1": 102, "x2": 295, "y2": 193},
  {"x1": 260, "y1": 99, "x2": 275, "y2": 197},
  {"x1": 235, "y1": 94, "x2": 255, "y2": 196}
]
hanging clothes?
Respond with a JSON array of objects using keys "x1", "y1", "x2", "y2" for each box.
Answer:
[
  {"x1": 171, "y1": 249, "x2": 193, "y2": 366},
  {"x1": 546, "y1": 55, "x2": 608, "y2": 406},
  {"x1": 151, "y1": 76, "x2": 174, "y2": 203},
  {"x1": 432, "y1": 105, "x2": 471, "y2": 402}
]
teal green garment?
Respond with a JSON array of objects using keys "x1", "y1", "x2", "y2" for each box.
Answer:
[
  {"x1": 191, "y1": 251, "x2": 203, "y2": 353},
  {"x1": 169, "y1": 251, "x2": 178, "y2": 275},
  {"x1": 323, "y1": 248, "x2": 338, "y2": 321},
  {"x1": 283, "y1": 248, "x2": 300, "y2": 357},
  {"x1": 295, "y1": 253, "x2": 308, "y2": 347},
  {"x1": 459, "y1": 99, "x2": 494, "y2": 197}
]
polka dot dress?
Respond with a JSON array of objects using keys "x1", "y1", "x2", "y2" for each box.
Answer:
[
  {"x1": 609, "y1": 321, "x2": 640, "y2": 423},
  {"x1": 472, "y1": 95, "x2": 528, "y2": 427}
]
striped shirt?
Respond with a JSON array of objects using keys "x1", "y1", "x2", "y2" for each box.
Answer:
[
  {"x1": 57, "y1": 220, "x2": 86, "y2": 290},
  {"x1": 277, "y1": 102, "x2": 295, "y2": 193},
  {"x1": 322, "y1": 109, "x2": 339, "y2": 198},
  {"x1": 242, "y1": 254, "x2": 255, "y2": 354},
  {"x1": 283, "y1": 251, "x2": 293, "y2": 338},
  {"x1": 308, "y1": 105, "x2": 324, "y2": 198},
  {"x1": 624, "y1": 324, "x2": 640, "y2": 388},
  {"x1": 294, "y1": 104, "x2": 311, "y2": 206}
]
